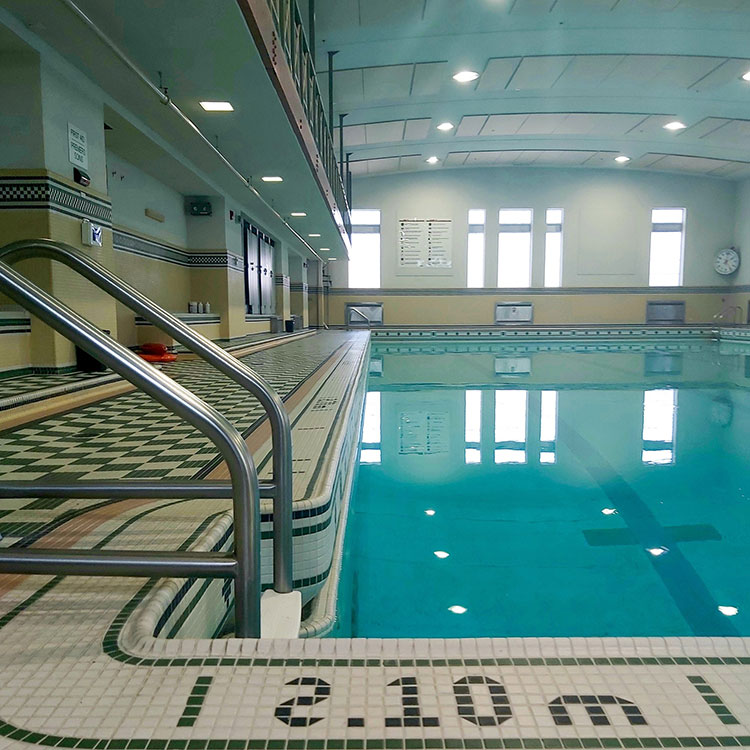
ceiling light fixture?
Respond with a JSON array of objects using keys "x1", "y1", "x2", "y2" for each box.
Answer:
[
  {"x1": 425, "y1": 509, "x2": 436, "y2": 516},
  {"x1": 290, "y1": 212, "x2": 307, "y2": 217},
  {"x1": 615, "y1": 156, "x2": 631, "y2": 164},
  {"x1": 426, "y1": 156, "x2": 440, "y2": 164},
  {"x1": 601, "y1": 508, "x2": 618, "y2": 515},
  {"x1": 437, "y1": 121, "x2": 455, "y2": 131},
  {"x1": 663, "y1": 121, "x2": 687, "y2": 131},
  {"x1": 199, "y1": 101, "x2": 234, "y2": 112},
  {"x1": 433, "y1": 551, "x2": 450, "y2": 559},
  {"x1": 742, "y1": 71, "x2": 750, "y2": 82},
  {"x1": 647, "y1": 546, "x2": 669, "y2": 557},
  {"x1": 448, "y1": 605, "x2": 467, "y2": 614},
  {"x1": 308, "y1": 233, "x2": 321, "y2": 237},
  {"x1": 261, "y1": 176, "x2": 283, "y2": 182},
  {"x1": 453, "y1": 70, "x2": 479, "y2": 83},
  {"x1": 320, "y1": 248, "x2": 330, "y2": 252}
]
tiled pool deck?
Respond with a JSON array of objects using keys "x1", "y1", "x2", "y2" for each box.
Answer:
[{"x1": 0, "y1": 329, "x2": 750, "y2": 749}]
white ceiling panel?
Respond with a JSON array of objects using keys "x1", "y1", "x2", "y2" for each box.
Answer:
[
  {"x1": 708, "y1": 161, "x2": 750, "y2": 177},
  {"x1": 494, "y1": 151, "x2": 524, "y2": 164},
  {"x1": 510, "y1": 0, "x2": 557, "y2": 13},
  {"x1": 341, "y1": 124, "x2": 367, "y2": 147},
  {"x1": 653, "y1": 154, "x2": 733, "y2": 173},
  {"x1": 479, "y1": 114, "x2": 528, "y2": 136},
  {"x1": 630, "y1": 153, "x2": 668, "y2": 169},
  {"x1": 677, "y1": 0, "x2": 749, "y2": 10},
  {"x1": 690, "y1": 58, "x2": 750, "y2": 92},
  {"x1": 512, "y1": 151, "x2": 543, "y2": 164},
  {"x1": 399, "y1": 155, "x2": 425, "y2": 171},
  {"x1": 649, "y1": 57, "x2": 725, "y2": 88},
  {"x1": 507, "y1": 56, "x2": 574, "y2": 90},
  {"x1": 581, "y1": 113, "x2": 648, "y2": 135},
  {"x1": 516, "y1": 113, "x2": 570, "y2": 135},
  {"x1": 362, "y1": 65, "x2": 413, "y2": 101},
  {"x1": 618, "y1": 0, "x2": 681, "y2": 9},
  {"x1": 444, "y1": 152, "x2": 469, "y2": 166},
  {"x1": 553, "y1": 0, "x2": 623, "y2": 10},
  {"x1": 476, "y1": 58, "x2": 522, "y2": 92},
  {"x1": 603, "y1": 55, "x2": 673, "y2": 87},
  {"x1": 625, "y1": 114, "x2": 680, "y2": 137},
  {"x1": 465, "y1": 151, "x2": 501, "y2": 164},
  {"x1": 411, "y1": 62, "x2": 447, "y2": 96},
  {"x1": 333, "y1": 68, "x2": 365, "y2": 106},
  {"x1": 701, "y1": 119, "x2": 750, "y2": 145},
  {"x1": 358, "y1": 0, "x2": 424, "y2": 26},
  {"x1": 365, "y1": 120, "x2": 406, "y2": 143},
  {"x1": 684, "y1": 118, "x2": 732, "y2": 138},
  {"x1": 403, "y1": 118, "x2": 431, "y2": 140},
  {"x1": 366, "y1": 157, "x2": 400, "y2": 174},
  {"x1": 537, "y1": 150, "x2": 598, "y2": 165},
  {"x1": 456, "y1": 115, "x2": 488, "y2": 137},
  {"x1": 553, "y1": 55, "x2": 625, "y2": 87},
  {"x1": 349, "y1": 160, "x2": 369, "y2": 176}
]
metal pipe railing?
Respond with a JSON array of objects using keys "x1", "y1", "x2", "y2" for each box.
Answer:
[
  {"x1": 0, "y1": 239, "x2": 293, "y2": 594},
  {"x1": 0, "y1": 260, "x2": 261, "y2": 636}
]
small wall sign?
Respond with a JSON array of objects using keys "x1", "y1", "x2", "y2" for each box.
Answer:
[{"x1": 68, "y1": 122, "x2": 89, "y2": 169}]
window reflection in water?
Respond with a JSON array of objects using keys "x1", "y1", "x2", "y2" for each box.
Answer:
[
  {"x1": 642, "y1": 389, "x2": 677, "y2": 465},
  {"x1": 540, "y1": 390, "x2": 558, "y2": 464},
  {"x1": 361, "y1": 391, "x2": 381, "y2": 464},
  {"x1": 464, "y1": 390, "x2": 482, "y2": 464},
  {"x1": 495, "y1": 390, "x2": 528, "y2": 464}
]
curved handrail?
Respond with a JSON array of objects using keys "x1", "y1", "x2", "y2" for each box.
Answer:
[
  {"x1": 0, "y1": 259, "x2": 261, "y2": 637},
  {"x1": 0, "y1": 239, "x2": 293, "y2": 594}
]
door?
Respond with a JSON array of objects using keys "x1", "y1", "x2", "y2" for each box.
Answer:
[{"x1": 243, "y1": 223, "x2": 261, "y2": 314}]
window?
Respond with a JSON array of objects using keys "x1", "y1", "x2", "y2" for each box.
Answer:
[
  {"x1": 539, "y1": 390, "x2": 558, "y2": 464},
  {"x1": 494, "y1": 390, "x2": 527, "y2": 464},
  {"x1": 642, "y1": 389, "x2": 677, "y2": 465},
  {"x1": 544, "y1": 209, "x2": 563, "y2": 288},
  {"x1": 498, "y1": 209, "x2": 532, "y2": 287},
  {"x1": 360, "y1": 391, "x2": 381, "y2": 464},
  {"x1": 649, "y1": 208, "x2": 685, "y2": 287},
  {"x1": 349, "y1": 209, "x2": 381, "y2": 288},
  {"x1": 465, "y1": 390, "x2": 482, "y2": 464},
  {"x1": 467, "y1": 209, "x2": 485, "y2": 288}
]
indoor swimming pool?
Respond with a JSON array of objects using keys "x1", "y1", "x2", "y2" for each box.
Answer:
[{"x1": 333, "y1": 337, "x2": 750, "y2": 639}]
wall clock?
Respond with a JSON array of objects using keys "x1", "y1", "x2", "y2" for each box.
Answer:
[{"x1": 714, "y1": 247, "x2": 740, "y2": 276}]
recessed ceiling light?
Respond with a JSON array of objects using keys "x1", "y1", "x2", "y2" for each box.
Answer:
[
  {"x1": 200, "y1": 101, "x2": 234, "y2": 112},
  {"x1": 433, "y1": 551, "x2": 450, "y2": 559},
  {"x1": 290, "y1": 212, "x2": 306, "y2": 217},
  {"x1": 601, "y1": 508, "x2": 618, "y2": 515},
  {"x1": 425, "y1": 509, "x2": 436, "y2": 516},
  {"x1": 261, "y1": 176, "x2": 283, "y2": 182},
  {"x1": 308, "y1": 233, "x2": 321, "y2": 237},
  {"x1": 663, "y1": 121, "x2": 687, "y2": 131},
  {"x1": 718, "y1": 605, "x2": 739, "y2": 616},
  {"x1": 647, "y1": 546, "x2": 669, "y2": 557},
  {"x1": 320, "y1": 248, "x2": 330, "y2": 252},
  {"x1": 742, "y1": 71, "x2": 750, "y2": 82},
  {"x1": 615, "y1": 156, "x2": 631, "y2": 164},
  {"x1": 437, "y1": 122, "x2": 454, "y2": 131},
  {"x1": 426, "y1": 156, "x2": 440, "y2": 164},
  {"x1": 453, "y1": 70, "x2": 479, "y2": 83},
  {"x1": 448, "y1": 605, "x2": 467, "y2": 614}
]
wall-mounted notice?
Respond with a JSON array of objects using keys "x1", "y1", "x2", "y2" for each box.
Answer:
[
  {"x1": 398, "y1": 218, "x2": 452, "y2": 269},
  {"x1": 68, "y1": 123, "x2": 88, "y2": 169}
]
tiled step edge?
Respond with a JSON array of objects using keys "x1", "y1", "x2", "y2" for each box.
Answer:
[{"x1": 0, "y1": 372, "x2": 120, "y2": 412}]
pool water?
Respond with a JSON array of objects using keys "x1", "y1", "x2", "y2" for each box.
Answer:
[{"x1": 332, "y1": 338, "x2": 750, "y2": 638}]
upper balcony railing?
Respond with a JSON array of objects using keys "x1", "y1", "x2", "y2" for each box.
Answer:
[{"x1": 265, "y1": 0, "x2": 351, "y2": 238}]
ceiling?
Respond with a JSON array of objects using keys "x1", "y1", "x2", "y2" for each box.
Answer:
[{"x1": 314, "y1": 0, "x2": 750, "y2": 179}]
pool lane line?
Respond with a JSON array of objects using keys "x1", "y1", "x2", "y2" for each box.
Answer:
[{"x1": 559, "y1": 419, "x2": 739, "y2": 638}]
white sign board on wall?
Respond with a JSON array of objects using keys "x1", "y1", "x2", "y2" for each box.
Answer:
[
  {"x1": 397, "y1": 218, "x2": 452, "y2": 275},
  {"x1": 68, "y1": 122, "x2": 88, "y2": 169}
]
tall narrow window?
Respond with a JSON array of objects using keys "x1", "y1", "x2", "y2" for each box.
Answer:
[
  {"x1": 360, "y1": 391, "x2": 381, "y2": 464},
  {"x1": 465, "y1": 390, "x2": 482, "y2": 464},
  {"x1": 642, "y1": 389, "x2": 677, "y2": 465},
  {"x1": 467, "y1": 209, "x2": 485, "y2": 288},
  {"x1": 349, "y1": 209, "x2": 381, "y2": 288},
  {"x1": 544, "y1": 209, "x2": 563, "y2": 288},
  {"x1": 649, "y1": 209, "x2": 685, "y2": 287},
  {"x1": 494, "y1": 390, "x2": 527, "y2": 464},
  {"x1": 498, "y1": 209, "x2": 532, "y2": 287},
  {"x1": 539, "y1": 390, "x2": 558, "y2": 464}
]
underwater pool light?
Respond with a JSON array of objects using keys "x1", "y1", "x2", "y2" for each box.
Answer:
[
  {"x1": 448, "y1": 605, "x2": 467, "y2": 614},
  {"x1": 718, "y1": 605, "x2": 739, "y2": 616}
]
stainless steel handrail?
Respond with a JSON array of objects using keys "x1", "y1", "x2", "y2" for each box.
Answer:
[
  {"x1": 0, "y1": 260, "x2": 261, "y2": 637},
  {"x1": 0, "y1": 239, "x2": 293, "y2": 594}
]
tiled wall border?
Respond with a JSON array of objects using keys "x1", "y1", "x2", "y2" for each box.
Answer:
[
  {"x1": 0, "y1": 175, "x2": 113, "y2": 225},
  {"x1": 331, "y1": 287, "x2": 747, "y2": 297}
]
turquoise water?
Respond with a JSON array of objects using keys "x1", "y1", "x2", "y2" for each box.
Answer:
[{"x1": 332, "y1": 338, "x2": 750, "y2": 638}]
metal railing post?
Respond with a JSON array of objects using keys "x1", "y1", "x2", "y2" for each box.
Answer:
[
  {"x1": 0, "y1": 260, "x2": 261, "y2": 637},
  {"x1": 0, "y1": 239, "x2": 294, "y2": 594}
]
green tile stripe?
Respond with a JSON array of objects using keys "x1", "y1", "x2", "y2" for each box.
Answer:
[
  {"x1": 688, "y1": 677, "x2": 740, "y2": 725},
  {"x1": 177, "y1": 676, "x2": 214, "y2": 728}
]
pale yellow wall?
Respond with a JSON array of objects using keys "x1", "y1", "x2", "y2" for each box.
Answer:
[
  {"x1": 136, "y1": 322, "x2": 222, "y2": 346},
  {"x1": 329, "y1": 290, "x2": 741, "y2": 327},
  {"x1": 0, "y1": 333, "x2": 31, "y2": 374}
]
